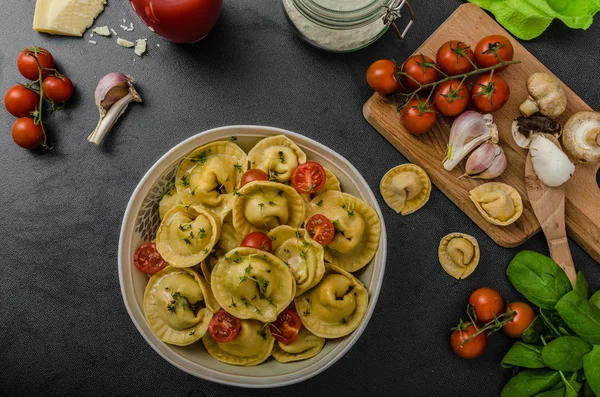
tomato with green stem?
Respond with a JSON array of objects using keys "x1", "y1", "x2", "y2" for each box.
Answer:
[
  {"x1": 502, "y1": 302, "x2": 535, "y2": 338},
  {"x1": 400, "y1": 54, "x2": 439, "y2": 90},
  {"x1": 208, "y1": 309, "x2": 241, "y2": 343},
  {"x1": 474, "y1": 35, "x2": 514, "y2": 71},
  {"x1": 472, "y1": 74, "x2": 510, "y2": 112},
  {"x1": 401, "y1": 97, "x2": 437, "y2": 134},
  {"x1": 4, "y1": 85, "x2": 40, "y2": 117},
  {"x1": 436, "y1": 40, "x2": 475, "y2": 76},
  {"x1": 433, "y1": 79, "x2": 469, "y2": 117},
  {"x1": 450, "y1": 323, "x2": 488, "y2": 359},
  {"x1": 241, "y1": 231, "x2": 273, "y2": 252},
  {"x1": 366, "y1": 59, "x2": 401, "y2": 95},
  {"x1": 469, "y1": 287, "x2": 505, "y2": 323},
  {"x1": 42, "y1": 75, "x2": 74, "y2": 103},
  {"x1": 17, "y1": 47, "x2": 54, "y2": 80},
  {"x1": 11, "y1": 117, "x2": 45, "y2": 149},
  {"x1": 270, "y1": 307, "x2": 302, "y2": 344}
]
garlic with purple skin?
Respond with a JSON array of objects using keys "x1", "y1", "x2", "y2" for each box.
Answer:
[
  {"x1": 443, "y1": 111, "x2": 499, "y2": 171},
  {"x1": 88, "y1": 73, "x2": 142, "y2": 145},
  {"x1": 464, "y1": 142, "x2": 507, "y2": 179}
]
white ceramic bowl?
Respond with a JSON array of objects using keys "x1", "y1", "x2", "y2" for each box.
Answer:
[{"x1": 119, "y1": 125, "x2": 387, "y2": 388}]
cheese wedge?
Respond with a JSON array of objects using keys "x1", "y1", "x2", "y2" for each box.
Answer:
[{"x1": 33, "y1": 0, "x2": 107, "y2": 37}]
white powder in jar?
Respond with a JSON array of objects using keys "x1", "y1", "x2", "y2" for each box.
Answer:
[{"x1": 282, "y1": 0, "x2": 389, "y2": 52}]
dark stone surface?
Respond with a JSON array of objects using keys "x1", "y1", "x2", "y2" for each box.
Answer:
[{"x1": 1, "y1": 1, "x2": 599, "y2": 396}]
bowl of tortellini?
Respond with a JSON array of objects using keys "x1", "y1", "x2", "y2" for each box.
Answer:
[{"x1": 119, "y1": 125, "x2": 387, "y2": 387}]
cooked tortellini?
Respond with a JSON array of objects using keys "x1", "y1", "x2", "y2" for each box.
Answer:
[
  {"x1": 200, "y1": 222, "x2": 242, "y2": 282},
  {"x1": 295, "y1": 265, "x2": 368, "y2": 338},
  {"x1": 233, "y1": 181, "x2": 305, "y2": 235},
  {"x1": 380, "y1": 164, "x2": 431, "y2": 215},
  {"x1": 176, "y1": 141, "x2": 248, "y2": 218},
  {"x1": 438, "y1": 233, "x2": 480, "y2": 279},
  {"x1": 269, "y1": 226, "x2": 325, "y2": 297},
  {"x1": 272, "y1": 326, "x2": 325, "y2": 363},
  {"x1": 143, "y1": 267, "x2": 218, "y2": 346},
  {"x1": 156, "y1": 205, "x2": 221, "y2": 268},
  {"x1": 211, "y1": 247, "x2": 296, "y2": 323},
  {"x1": 305, "y1": 191, "x2": 380, "y2": 272},
  {"x1": 202, "y1": 319, "x2": 274, "y2": 366},
  {"x1": 247, "y1": 135, "x2": 307, "y2": 183},
  {"x1": 301, "y1": 167, "x2": 341, "y2": 203},
  {"x1": 159, "y1": 188, "x2": 182, "y2": 220},
  {"x1": 469, "y1": 182, "x2": 523, "y2": 226}
]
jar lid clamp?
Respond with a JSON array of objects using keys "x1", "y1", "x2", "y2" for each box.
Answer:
[{"x1": 383, "y1": 0, "x2": 415, "y2": 40}]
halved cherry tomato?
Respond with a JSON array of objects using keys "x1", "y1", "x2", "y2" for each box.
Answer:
[
  {"x1": 240, "y1": 169, "x2": 269, "y2": 187},
  {"x1": 401, "y1": 97, "x2": 437, "y2": 135},
  {"x1": 366, "y1": 59, "x2": 401, "y2": 95},
  {"x1": 291, "y1": 162, "x2": 326, "y2": 194},
  {"x1": 469, "y1": 287, "x2": 505, "y2": 323},
  {"x1": 401, "y1": 54, "x2": 439, "y2": 90},
  {"x1": 42, "y1": 75, "x2": 74, "y2": 103},
  {"x1": 270, "y1": 307, "x2": 302, "y2": 344},
  {"x1": 474, "y1": 35, "x2": 514, "y2": 71},
  {"x1": 305, "y1": 214, "x2": 335, "y2": 245},
  {"x1": 241, "y1": 231, "x2": 272, "y2": 252},
  {"x1": 433, "y1": 79, "x2": 470, "y2": 117},
  {"x1": 11, "y1": 117, "x2": 45, "y2": 150},
  {"x1": 436, "y1": 41, "x2": 475, "y2": 76},
  {"x1": 208, "y1": 309, "x2": 241, "y2": 343},
  {"x1": 472, "y1": 74, "x2": 510, "y2": 113},
  {"x1": 503, "y1": 302, "x2": 535, "y2": 339},
  {"x1": 450, "y1": 324, "x2": 487, "y2": 359},
  {"x1": 133, "y1": 242, "x2": 167, "y2": 274},
  {"x1": 4, "y1": 85, "x2": 40, "y2": 117},
  {"x1": 17, "y1": 47, "x2": 54, "y2": 80}
]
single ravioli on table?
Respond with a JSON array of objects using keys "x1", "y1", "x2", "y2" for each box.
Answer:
[
  {"x1": 438, "y1": 233, "x2": 480, "y2": 280},
  {"x1": 469, "y1": 182, "x2": 523, "y2": 226},
  {"x1": 380, "y1": 164, "x2": 431, "y2": 215}
]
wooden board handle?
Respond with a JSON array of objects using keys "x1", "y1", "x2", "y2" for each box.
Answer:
[{"x1": 547, "y1": 237, "x2": 577, "y2": 286}]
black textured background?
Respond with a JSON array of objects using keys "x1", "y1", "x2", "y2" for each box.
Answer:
[{"x1": 1, "y1": 1, "x2": 599, "y2": 396}]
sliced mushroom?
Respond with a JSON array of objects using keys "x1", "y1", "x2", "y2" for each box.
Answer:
[
  {"x1": 511, "y1": 115, "x2": 561, "y2": 149},
  {"x1": 562, "y1": 111, "x2": 600, "y2": 164},
  {"x1": 519, "y1": 73, "x2": 567, "y2": 119}
]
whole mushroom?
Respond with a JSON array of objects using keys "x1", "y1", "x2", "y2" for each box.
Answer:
[
  {"x1": 562, "y1": 111, "x2": 600, "y2": 164},
  {"x1": 519, "y1": 73, "x2": 567, "y2": 119}
]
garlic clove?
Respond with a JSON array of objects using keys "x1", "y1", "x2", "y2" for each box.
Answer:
[
  {"x1": 530, "y1": 134, "x2": 575, "y2": 187},
  {"x1": 443, "y1": 111, "x2": 498, "y2": 171},
  {"x1": 465, "y1": 142, "x2": 507, "y2": 179}
]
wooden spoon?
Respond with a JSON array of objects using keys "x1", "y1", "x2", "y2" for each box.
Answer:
[{"x1": 524, "y1": 135, "x2": 577, "y2": 286}]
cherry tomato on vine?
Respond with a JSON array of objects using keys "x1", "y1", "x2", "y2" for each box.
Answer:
[
  {"x1": 11, "y1": 117, "x2": 45, "y2": 150},
  {"x1": 436, "y1": 40, "x2": 475, "y2": 76},
  {"x1": 17, "y1": 47, "x2": 55, "y2": 80},
  {"x1": 241, "y1": 231, "x2": 273, "y2": 252},
  {"x1": 472, "y1": 74, "x2": 510, "y2": 112},
  {"x1": 208, "y1": 309, "x2": 241, "y2": 343},
  {"x1": 292, "y1": 162, "x2": 326, "y2": 194},
  {"x1": 474, "y1": 35, "x2": 514, "y2": 71},
  {"x1": 503, "y1": 302, "x2": 535, "y2": 339},
  {"x1": 450, "y1": 324, "x2": 488, "y2": 359},
  {"x1": 366, "y1": 59, "x2": 401, "y2": 95},
  {"x1": 469, "y1": 287, "x2": 505, "y2": 323},
  {"x1": 133, "y1": 242, "x2": 167, "y2": 274},
  {"x1": 401, "y1": 54, "x2": 439, "y2": 90},
  {"x1": 42, "y1": 76, "x2": 74, "y2": 103},
  {"x1": 401, "y1": 97, "x2": 437, "y2": 135},
  {"x1": 4, "y1": 85, "x2": 40, "y2": 117},
  {"x1": 240, "y1": 169, "x2": 269, "y2": 187},
  {"x1": 270, "y1": 307, "x2": 302, "y2": 344},
  {"x1": 305, "y1": 214, "x2": 335, "y2": 245},
  {"x1": 433, "y1": 80, "x2": 470, "y2": 117}
]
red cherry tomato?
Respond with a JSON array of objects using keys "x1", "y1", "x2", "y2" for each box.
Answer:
[
  {"x1": 240, "y1": 169, "x2": 269, "y2": 187},
  {"x1": 433, "y1": 80, "x2": 470, "y2": 117},
  {"x1": 474, "y1": 35, "x2": 514, "y2": 71},
  {"x1": 469, "y1": 288, "x2": 505, "y2": 323},
  {"x1": 17, "y1": 47, "x2": 55, "y2": 80},
  {"x1": 241, "y1": 231, "x2": 272, "y2": 252},
  {"x1": 42, "y1": 76, "x2": 74, "y2": 103},
  {"x1": 401, "y1": 54, "x2": 440, "y2": 90},
  {"x1": 401, "y1": 97, "x2": 437, "y2": 135},
  {"x1": 450, "y1": 324, "x2": 488, "y2": 359},
  {"x1": 472, "y1": 74, "x2": 510, "y2": 113},
  {"x1": 4, "y1": 85, "x2": 40, "y2": 117},
  {"x1": 305, "y1": 214, "x2": 335, "y2": 246},
  {"x1": 133, "y1": 242, "x2": 167, "y2": 274},
  {"x1": 208, "y1": 309, "x2": 241, "y2": 343},
  {"x1": 270, "y1": 307, "x2": 302, "y2": 344},
  {"x1": 366, "y1": 59, "x2": 401, "y2": 95},
  {"x1": 436, "y1": 40, "x2": 475, "y2": 76},
  {"x1": 11, "y1": 117, "x2": 45, "y2": 150},
  {"x1": 503, "y1": 302, "x2": 535, "y2": 339},
  {"x1": 291, "y1": 162, "x2": 326, "y2": 194}
]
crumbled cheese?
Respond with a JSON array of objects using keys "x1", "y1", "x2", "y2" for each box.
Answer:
[
  {"x1": 134, "y1": 39, "x2": 147, "y2": 56},
  {"x1": 110, "y1": 27, "x2": 118, "y2": 36},
  {"x1": 93, "y1": 26, "x2": 111, "y2": 36},
  {"x1": 120, "y1": 24, "x2": 129, "y2": 31},
  {"x1": 156, "y1": 43, "x2": 160, "y2": 47},
  {"x1": 88, "y1": 40, "x2": 97, "y2": 44},
  {"x1": 117, "y1": 38, "x2": 135, "y2": 48},
  {"x1": 90, "y1": 33, "x2": 93, "y2": 37},
  {"x1": 129, "y1": 22, "x2": 134, "y2": 31},
  {"x1": 123, "y1": 18, "x2": 126, "y2": 23}
]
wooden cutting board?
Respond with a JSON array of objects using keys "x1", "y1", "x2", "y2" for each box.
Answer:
[{"x1": 363, "y1": 3, "x2": 600, "y2": 263}]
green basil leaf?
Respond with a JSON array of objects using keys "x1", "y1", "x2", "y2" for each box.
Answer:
[
  {"x1": 555, "y1": 291, "x2": 600, "y2": 345},
  {"x1": 535, "y1": 388, "x2": 565, "y2": 397},
  {"x1": 574, "y1": 271, "x2": 590, "y2": 299},
  {"x1": 541, "y1": 336, "x2": 592, "y2": 372},
  {"x1": 506, "y1": 251, "x2": 572, "y2": 309},
  {"x1": 501, "y1": 369, "x2": 561, "y2": 397},
  {"x1": 540, "y1": 308, "x2": 573, "y2": 338},
  {"x1": 583, "y1": 346, "x2": 600, "y2": 396},
  {"x1": 502, "y1": 342, "x2": 546, "y2": 368},
  {"x1": 523, "y1": 316, "x2": 548, "y2": 344},
  {"x1": 590, "y1": 291, "x2": 600, "y2": 310}
]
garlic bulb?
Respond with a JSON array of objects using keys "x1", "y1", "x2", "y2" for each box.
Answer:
[
  {"x1": 530, "y1": 134, "x2": 575, "y2": 187},
  {"x1": 464, "y1": 142, "x2": 507, "y2": 179}
]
